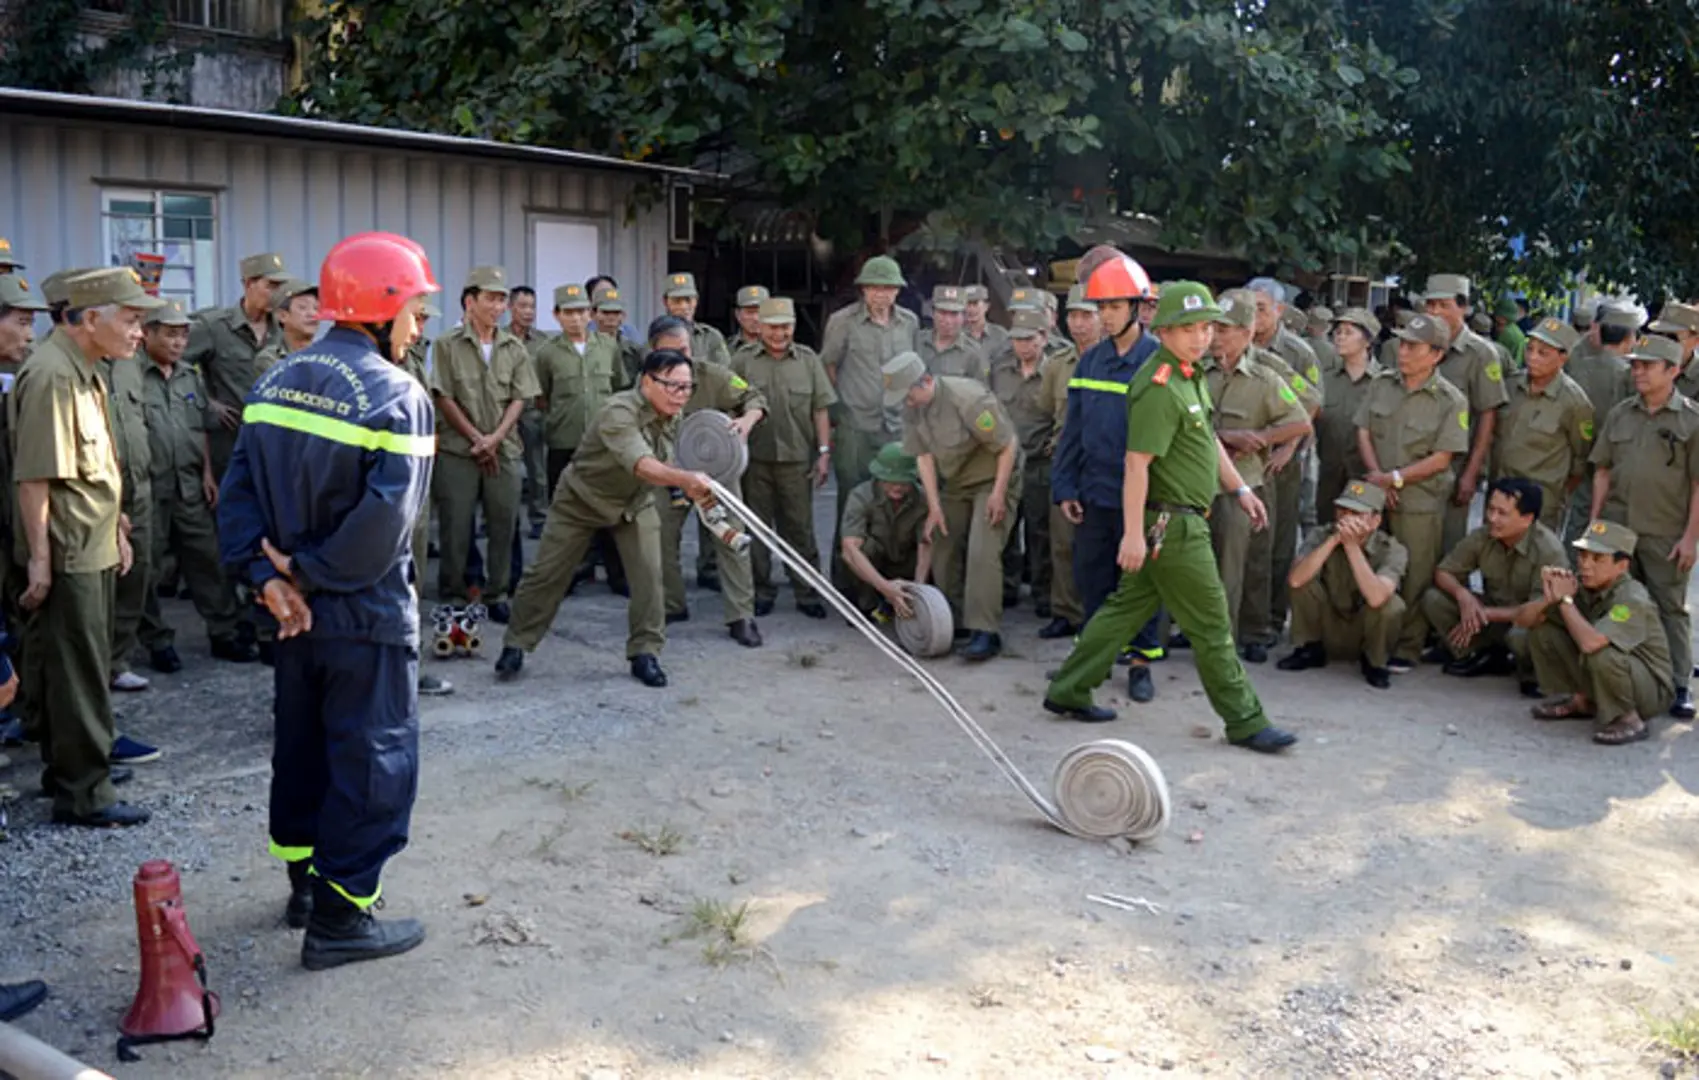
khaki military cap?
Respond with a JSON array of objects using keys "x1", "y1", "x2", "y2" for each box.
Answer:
[
  {"x1": 1650, "y1": 301, "x2": 1699, "y2": 336},
  {"x1": 963, "y1": 284, "x2": 989, "y2": 303},
  {"x1": 240, "y1": 252, "x2": 291, "y2": 283},
  {"x1": 465, "y1": 265, "x2": 509, "y2": 294},
  {"x1": 1008, "y1": 309, "x2": 1046, "y2": 339},
  {"x1": 1307, "y1": 306, "x2": 1335, "y2": 333},
  {"x1": 40, "y1": 269, "x2": 89, "y2": 307},
  {"x1": 1212, "y1": 288, "x2": 1258, "y2": 329},
  {"x1": 1334, "y1": 307, "x2": 1382, "y2": 339},
  {"x1": 1468, "y1": 312, "x2": 1492, "y2": 335},
  {"x1": 664, "y1": 272, "x2": 699, "y2": 299},
  {"x1": 1393, "y1": 312, "x2": 1450, "y2": 349},
  {"x1": 1626, "y1": 334, "x2": 1682, "y2": 365},
  {"x1": 1528, "y1": 317, "x2": 1580, "y2": 352},
  {"x1": 553, "y1": 283, "x2": 591, "y2": 310},
  {"x1": 1281, "y1": 306, "x2": 1307, "y2": 333},
  {"x1": 1421, "y1": 273, "x2": 1471, "y2": 302},
  {"x1": 1571, "y1": 304, "x2": 1595, "y2": 329},
  {"x1": 0, "y1": 237, "x2": 23, "y2": 269},
  {"x1": 145, "y1": 298, "x2": 192, "y2": 327},
  {"x1": 67, "y1": 267, "x2": 164, "y2": 310},
  {"x1": 1573, "y1": 519, "x2": 1637, "y2": 557},
  {"x1": 270, "y1": 278, "x2": 318, "y2": 310},
  {"x1": 932, "y1": 284, "x2": 966, "y2": 313},
  {"x1": 1007, "y1": 287, "x2": 1041, "y2": 312},
  {"x1": 758, "y1": 296, "x2": 796, "y2": 325},
  {"x1": 882, "y1": 351, "x2": 926, "y2": 408},
  {"x1": 1393, "y1": 309, "x2": 1416, "y2": 329},
  {"x1": 1335, "y1": 479, "x2": 1386, "y2": 513},
  {"x1": 1064, "y1": 283, "x2": 1097, "y2": 312},
  {"x1": 1598, "y1": 302, "x2": 1645, "y2": 330},
  {"x1": 592, "y1": 285, "x2": 625, "y2": 312},
  {"x1": 735, "y1": 284, "x2": 770, "y2": 308},
  {"x1": 0, "y1": 273, "x2": 47, "y2": 311}
]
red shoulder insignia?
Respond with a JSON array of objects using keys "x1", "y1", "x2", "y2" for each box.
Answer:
[{"x1": 1151, "y1": 363, "x2": 1172, "y2": 386}]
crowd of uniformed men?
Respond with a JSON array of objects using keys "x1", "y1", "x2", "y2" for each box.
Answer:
[{"x1": 1, "y1": 230, "x2": 1695, "y2": 831}]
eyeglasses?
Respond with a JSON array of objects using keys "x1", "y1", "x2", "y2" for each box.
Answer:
[{"x1": 650, "y1": 375, "x2": 695, "y2": 394}]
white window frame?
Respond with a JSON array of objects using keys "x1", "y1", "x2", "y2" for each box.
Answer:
[{"x1": 100, "y1": 187, "x2": 219, "y2": 312}]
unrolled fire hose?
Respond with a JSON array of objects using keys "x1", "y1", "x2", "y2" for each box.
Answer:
[
  {"x1": 0, "y1": 1022, "x2": 115, "y2": 1080},
  {"x1": 695, "y1": 472, "x2": 1170, "y2": 842}
]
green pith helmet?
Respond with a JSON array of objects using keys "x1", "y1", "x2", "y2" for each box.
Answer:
[
  {"x1": 1149, "y1": 281, "x2": 1223, "y2": 329},
  {"x1": 855, "y1": 255, "x2": 906, "y2": 288},
  {"x1": 867, "y1": 441, "x2": 918, "y2": 484}
]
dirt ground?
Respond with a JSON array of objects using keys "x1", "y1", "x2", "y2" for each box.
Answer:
[{"x1": 3, "y1": 486, "x2": 1698, "y2": 1079}]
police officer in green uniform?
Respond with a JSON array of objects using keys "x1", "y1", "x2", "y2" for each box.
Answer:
[
  {"x1": 497, "y1": 350, "x2": 715, "y2": 687},
  {"x1": 883, "y1": 351, "x2": 1020, "y2": 661},
  {"x1": 1418, "y1": 273, "x2": 1510, "y2": 556},
  {"x1": 1492, "y1": 317, "x2": 1594, "y2": 533},
  {"x1": 1565, "y1": 302, "x2": 1640, "y2": 544},
  {"x1": 839, "y1": 442, "x2": 932, "y2": 616},
  {"x1": 731, "y1": 285, "x2": 769, "y2": 354},
  {"x1": 430, "y1": 265, "x2": 539, "y2": 619},
  {"x1": 1354, "y1": 312, "x2": 1472, "y2": 669},
  {"x1": 989, "y1": 309, "x2": 1061, "y2": 614},
  {"x1": 1278, "y1": 481, "x2": 1408, "y2": 688},
  {"x1": 14, "y1": 268, "x2": 160, "y2": 826},
  {"x1": 1421, "y1": 477, "x2": 1568, "y2": 692},
  {"x1": 1036, "y1": 284, "x2": 1099, "y2": 637},
  {"x1": 735, "y1": 297, "x2": 834, "y2": 624},
  {"x1": 919, "y1": 285, "x2": 988, "y2": 383},
  {"x1": 663, "y1": 271, "x2": 732, "y2": 370},
  {"x1": 535, "y1": 283, "x2": 629, "y2": 494},
  {"x1": 1042, "y1": 282, "x2": 1297, "y2": 752},
  {"x1": 1203, "y1": 294, "x2": 1311, "y2": 649},
  {"x1": 1527, "y1": 520, "x2": 1673, "y2": 745},
  {"x1": 0, "y1": 237, "x2": 21, "y2": 275},
  {"x1": 1305, "y1": 305, "x2": 1339, "y2": 372},
  {"x1": 962, "y1": 284, "x2": 1009, "y2": 362},
  {"x1": 253, "y1": 279, "x2": 319, "y2": 376},
  {"x1": 1651, "y1": 301, "x2": 1699, "y2": 400},
  {"x1": 593, "y1": 285, "x2": 645, "y2": 386},
  {"x1": 1316, "y1": 308, "x2": 1382, "y2": 513},
  {"x1": 0, "y1": 273, "x2": 46, "y2": 702},
  {"x1": 185, "y1": 251, "x2": 290, "y2": 482},
  {"x1": 102, "y1": 314, "x2": 156, "y2": 693},
  {"x1": 1589, "y1": 332, "x2": 1699, "y2": 719},
  {"x1": 508, "y1": 284, "x2": 554, "y2": 536},
  {"x1": 399, "y1": 332, "x2": 453, "y2": 697}
]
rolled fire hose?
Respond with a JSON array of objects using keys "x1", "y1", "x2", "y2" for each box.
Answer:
[
  {"x1": 893, "y1": 582, "x2": 954, "y2": 658},
  {"x1": 0, "y1": 1021, "x2": 114, "y2": 1080},
  {"x1": 676, "y1": 410, "x2": 748, "y2": 484},
  {"x1": 706, "y1": 479, "x2": 1171, "y2": 842}
]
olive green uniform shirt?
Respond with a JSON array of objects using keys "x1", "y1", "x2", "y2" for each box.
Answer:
[
  {"x1": 1589, "y1": 392, "x2": 1699, "y2": 537},
  {"x1": 429, "y1": 325, "x2": 541, "y2": 461},
  {"x1": 684, "y1": 359, "x2": 768, "y2": 423},
  {"x1": 1296, "y1": 525, "x2": 1409, "y2": 601},
  {"x1": 1353, "y1": 372, "x2": 1472, "y2": 514},
  {"x1": 1255, "y1": 345, "x2": 1323, "y2": 413},
  {"x1": 901, "y1": 375, "x2": 1018, "y2": 492},
  {"x1": 9, "y1": 329, "x2": 122, "y2": 571},
  {"x1": 1493, "y1": 371, "x2": 1595, "y2": 494},
  {"x1": 185, "y1": 304, "x2": 280, "y2": 411},
  {"x1": 734, "y1": 343, "x2": 836, "y2": 464},
  {"x1": 142, "y1": 360, "x2": 212, "y2": 504},
  {"x1": 99, "y1": 355, "x2": 152, "y2": 515},
  {"x1": 1264, "y1": 327, "x2": 1324, "y2": 398},
  {"x1": 1204, "y1": 352, "x2": 1309, "y2": 489},
  {"x1": 1039, "y1": 347, "x2": 1081, "y2": 456},
  {"x1": 1568, "y1": 344, "x2": 1632, "y2": 420},
  {"x1": 820, "y1": 302, "x2": 920, "y2": 434},
  {"x1": 966, "y1": 323, "x2": 1009, "y2": 365},
  {"x1": 1123, "y1": 349, "x2": 1219, "y2": 510},
  {"x1": 563, "y1": 390, "x2": 677, "y2": 523},
  {"x1": 917, "y1": 333, "x2": 987, "y2": 384},
  {"x1": 1437, "y1": 523, "x2": 1569, "y2": 607},
  {"x1": 534, "y1": 333, "x2": 628, "y2": 452},
  {"x1": 840, "y1": 479, "x2": 927, "y2": 565},
  {"x1": 1580, "y1": 574, "x2": 1674, "y2": 695},
  {"x1": 1316, "y1": 357, "x2": 1381, "y2": 481},
  {"x1": 691, "y1": 323, "x2": 733, "y2": 371},
  {"x1": 987, "y1": 351, "x2": 1056, "y2": 460},
  {"x1": 1438, "y1": 325, "x2": 1511, "y2": 427}
]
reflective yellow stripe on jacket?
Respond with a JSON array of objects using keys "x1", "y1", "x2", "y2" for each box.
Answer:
[{"x1": 243, "y1": 402, "x2": 436, "y2": 458}]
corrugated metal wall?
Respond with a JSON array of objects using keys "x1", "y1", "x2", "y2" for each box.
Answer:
[{"x1": 0, "y1": 115, "x2": 671, "y2": 335}]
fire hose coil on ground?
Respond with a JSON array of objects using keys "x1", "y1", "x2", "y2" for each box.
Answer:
[
  {"x1": 706, "y1": 479, "x2": 1170, "y2": 842},
  {"x1": 894, "y1": 583, "x2": 954, "y2": 658}
]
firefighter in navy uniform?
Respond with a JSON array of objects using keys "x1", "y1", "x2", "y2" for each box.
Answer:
[{"x1": 218, "y1": 232, "x2": 439, "y2": 971}]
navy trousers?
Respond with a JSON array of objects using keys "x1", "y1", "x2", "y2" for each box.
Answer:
[{"x1": 1076, "y1": 501, "x2": 1163, "y2": 656}]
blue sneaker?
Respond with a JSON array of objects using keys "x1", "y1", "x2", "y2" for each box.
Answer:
[{"x1": 110, "y1": 734, "x2": 161, "y2": 765}]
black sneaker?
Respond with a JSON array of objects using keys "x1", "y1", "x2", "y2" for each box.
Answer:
[
  {"x1": 111, "y1": 734, "x2": 161, "y2": 765},
  {"x1": 1126, "y1": 664, "x2": 1155, "y2": 703},
  {"x1": 494, "y1": 646, "x2": 524, "y2": 680},
  {"x1": 1671, "y1": 688, "x2": 1696, "y2": 721},
  {"x1": 1276, "y1": 643, "x2": 1326, "y2": 671},
  {"x1": 1360, "y1": 656, "x2": 1391, "y2": 689},
  {"x1": 1229, "y1": 727, "x2": 1299, "y2": 753},
  {"x1": 1238, "y1": 643, "x2": 1268, "y2": 664}
]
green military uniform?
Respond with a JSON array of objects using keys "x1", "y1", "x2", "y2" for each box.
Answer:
[
  {"x1": 1354, "y1": 317, "x2": 1472, "y2": 660},
  {"x1": 1564, "y1": 317, "x2": 1635, "y2": 545},
  {"x1": 1289, "y1": 483, "x2": 1409, "y2": 668},
  {"x1": 0, "y1": 274, "x2": 46, "y2": 724},
  {"x1": 919, "y1": 285, "x2": 987, "y2": 383},
  {"x1": 429, "y1": 274, "x2": 540, "y2": 605},
  {"x1": 251, "y1": 279, "x2": 319, "y2": 378},
  {"x1": 1656, "y1": 302, "x2": 1699, "y2": 401},
  {"x1": 13, "y1": 270, "x2": 159, "y2": 819},
  {"x1": 1589, "y1": 334, "x2": 1699, "y2": 694},
  {"x1": 839, "y1": 452, "x2": 929, "y2": 613},
  {"x1": 1046, "y1": 283, "x2": 1277, "y2": 743},
  {"x1": 1434, "y1": 315, "x2": 1510, "y2": 554},
  {"x1": 1420, "y1": 521, "x2": 1568, "y2": 673},
  {"x1": 1492, "y1": 324, "x2": 1594, "y2": 533},
  {"x1": 988, "y1": 310, "x2": 1058, "y2": 611},
  {"x1": 100, "y1": 353, "x2": 152, "y2": 680},
  {"x1": 891, "y1": 363, "x2": 1021, "y2": 636},
  {"x1": 138, "y1": 306, "x2": 246, "y2": 653},
  {"x1": 735, "y1": 299, "x2": 836, "y2": 610},
  {"x1": 659, "y1": 359, "x2": 766, "y2": 624},
  {"x1": 1315, "y1": 308, "x2": 1382, "y2": 513},
  {"x1": 505, "y1": 389, "x2": 674, "y2": 659},
  {"x1": 514, "y1": 323, "x2": 554, "y2": 529},
  {"x1": 1038, "y1": 321, "x2": 1085, "y2": 627},
  {"x1": 1529, "y1": 521, "x2": 1674, "y2": 723},
  {"x1": 184, "y1": 252, "x2": 289, "y2": 481},
  {"x1": 534, "y1": 285, "x2": 629, "y2": 494},
  {"x1": 401, "y1": 339, "x2": 434, "y2": 642},
  {"x1": 963, "y1": 284, "x2": 1010, "y2": 364},
  {"x1": 593, "y1": 286, "x2": 646, "y2": 386},
  {"x1": 1495, "y1": 299, "x2": 1529, "y2": 369},
  {"x1": 1247, "y1": 327, "x2": 1323, "y2": 640}
]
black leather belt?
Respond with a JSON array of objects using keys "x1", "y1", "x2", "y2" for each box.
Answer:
[{"x1": 1149, "y1": 501, "x2": 1210, "y2": 518}]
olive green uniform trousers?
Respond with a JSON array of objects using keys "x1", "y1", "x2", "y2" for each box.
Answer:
[
  {"x1": 507, "y1": 497, "x2": 665, "y2": 659},
  {"x1": 1238, "y1": 487, "x2": 1276, "y2": 645},
  {"x1": 520, "y1": 404, "x2": 548, "y2": 527},
  {"x1": 1047, "y1": 504, "x2": 1084, "y2": 625},
  {"x1": 435, "y1": 453, "x2": 522, "y2": 604},
  {"x1": 1046, "y1": 514, "x2": 1271, "y2": 741},
  {"x1": 1209, "y1": 491, "x2": 1253, "y2": 639},
  {"x1": 1631, "y1": 534, "x2": 1692, "y2": 691},
  {"x1": 140, "y1": 491, "x2": 244, "y2": 649},
  {"x1": 1266, "y1": 459, "x2": 1303, "y2": 637},
  {"x1": 1388, "y1": 509, "x2": 1445, "y2": 659},
  {"x1": 744, "y1": 461, "x2": 820, "y2": 606},
  {"x1": 1528, "y1": 621, "x2": 1673, "y2": 722},
  {"x1": 1418, "y1": 587, "x2": 1533, "y2": 679},
  {"x1": 110, "y1": 502, "x2": 152, "y2": 674},
  {"x1": 935, "y1": 481, "x2": 1018, "y2": 635},
  {"x1": 1290, "y1": 579, "x2": 1406, "y2": 668},
  {"x1": 662, "y1": 480, "x2": 754, "y2": 623},
  {"x1": 1002, "y1": 457, "x2": 1054, "y2": 608},
  {"x1": 1563, "y1": 479, "x2": 1595, "y2": 550},
  {"x1": 831, "y1": 425, "x2": 887, "y2": 591},
  {"x1": 28, "y1": 569, "x2": 119, "y2": 818}
]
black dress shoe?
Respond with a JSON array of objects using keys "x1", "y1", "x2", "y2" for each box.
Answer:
[
  {"x1": 1276, "y1": 643, "x2": 1326, "y2": 671},
  {"x1": 1443, "y1": 648, "x2": 1514, "y2": 678},
  {"x1": 1127, "y1": 664, "x2": 1155, "y2": 703},
  {"x1": 210, "y1": 637, "x2": 259, "y2": 663},
  {"x1": 1362, "y1": 661, "x2": 1391, "y2": 689},
  {"x1": 1672, "y1": 688, "x2": 1696, "y2": 720},
  {"x1": 665, "y1": 608, "x2": 690, "y2": 625},
  {"x1": 753, "y1": 598, "x2": 775, "y2": 617},
  {"x1": 1238, "y1": 643, "x2": 1268, "y2": 664},
  {"x1": 797, "y1": 602, "x2": 828, "y2": 619},
  {"x1": 494, "y1": 646, "x2": 524, "y2": 679},
  {"x1": 1042, "y1": 698, "x2": 1117, "y2": 723},
  {"x1": 728, "y1": 619, "x2": 762, "y2": 648},
  {"x1": 630, "y1": 653, "x2": 668, "y2": 687},
  {"x1": 697, "y1": 572, "x2": 722, "y2": 593},
  {"x1": 959, "y1": 631, "x2": 1002, "y2": 662},
  {"x1": 486, "y1": 602, "x2": 511, "y2": 624},
  {"x1": 1038, "y1": 617, "x2": 1079, "y2": 640},
  {"x1": 285, "y1": 861, "x2": 314, "y2": 929},
  {"x1": 52, "y1": 801, "x2": 151, "y2": 827},
  {"x1": 1230, "y1": 727, "x2": 1299, "y2": 753},
  {"x1": 0, "y1": 979, "x2": 47, "y2": 1022},
  {"x1": 301, "y1": 882, "x2": 425, "y2": 971},
  {"x1": 149, "y1": 646, "x2": 184, "y2": 673}
]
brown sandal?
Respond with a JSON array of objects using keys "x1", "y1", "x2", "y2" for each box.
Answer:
[
  {"x1": 1532, "y1": 698, "x2": 1597, "y2": 721},
  {"x1": 1593, "y1": 716, "x2": 1650, "y2": 745}
]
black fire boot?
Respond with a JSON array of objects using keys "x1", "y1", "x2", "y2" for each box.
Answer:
[
  {"x1": 301, "y1": 880, "x2": 426, "y2": 971},
  {"x1": 285, "y1": 861, "x2": 314, "y2": 929}
]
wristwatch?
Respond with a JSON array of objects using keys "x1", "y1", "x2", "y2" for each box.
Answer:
[
  {"x1": 1560, "y1": 595, "x2": 1575, "y2": 606},
  {"x1": 1234, "y1": 484, "x2": 1252, "y2": 498},
  {"x1": 1391, "y1": 469, "x2": 1405, "y2": 489},
  {"x1": 818, "y1": 445, "x2": 832, "y2": 455}
]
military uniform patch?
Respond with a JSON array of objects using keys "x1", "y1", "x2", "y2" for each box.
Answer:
[
  {"x1": 1151, "y1": 364, "x2": 1172, "y2": 386},
  {"x1": 1609, "y1": 604, "x2": 1632, "y2": 623},
  {"x1": 1485, "y1": 362, "x2": 1502, "y2": 382},
  {"x1": 1305, "y1": 365, "x2": 1320, "y2": 385},
  {"x1": 730, "y1": 374, "x2": 749, "y2": 390},
  {"x1": 974, "y1": 410, "x2": 996, "y2": 432},
  {"x1": 1278, "y1": 382, "x2": 1298, "y2": 405},
  {"x1": 1458, "y1": 411, "x2": 1470, "y2": 431},
  {"x1": 1580, "y1": 419, "x2": 1594, "y2": 440}
]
